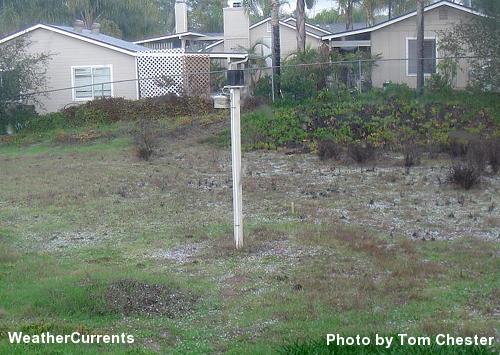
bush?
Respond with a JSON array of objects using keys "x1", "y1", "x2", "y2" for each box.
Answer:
[
  {"x1": 448, "y1": 163, "x2": 481, "y2": 190},
  {"x1": 447, "y1": 131, "x2": 477, "y2": 158},
  {"x1": 62, "y1": 95, "x2": 215, "y2": 125},
  {"x1": 466, "y1": 141, "x2": 488, "y2": 172},
  {"x1": 252, "y1": 75, "x2": 272, "y2": 98},
  {"x1": 0, "y1": 104, "x2": 37, "y2": 134},
  {"x1": 348, "y1": 141, "x2": 375, "y2": 163},
  {"x1": 281, "y1": 48, "x2": 330, "y2": 100},
  {"x1": 401, "y1": 141, "x2": 421, "y2": 167},
  {"x1": 317, "y1": 139, "x2": 342, "y2": 161},
  {"x1": 242, "y1": 96, "x2": 272, "y2": 112},
  {"x1": 133, "y1": 121, "x2": 158, "y2": 161},
  {"x1": 486, "y1": 138, "x2": 500, "y2": 173},
  {"x1": 23, "y1": 112, "x2": 68, "y2": 132}
]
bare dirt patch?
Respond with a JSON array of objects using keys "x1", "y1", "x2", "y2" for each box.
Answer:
[{"x1": 105, "y1": 279, "x2": 197, "y2": 318}]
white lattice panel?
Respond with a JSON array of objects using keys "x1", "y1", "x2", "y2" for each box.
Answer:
[
  {"x1": 137, "y1": 52, "x2": 184, "y2": 97},
  {"x1": 137, "y1": 50, "x2": 211, "y2": 98}
]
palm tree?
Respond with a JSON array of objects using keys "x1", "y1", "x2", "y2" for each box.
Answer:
[
  {"x1": 67, "y1": 0, "x2": 157, "y2": 29},
  {"x1": 242, "y1": 0, "x2": 281, "y2": 95},
  {"x1": 295, "y1": 0, "x2": 315, "y2": 52}
]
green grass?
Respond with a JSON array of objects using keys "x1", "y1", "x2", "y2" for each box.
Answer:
[{"x1": 0, "y1": 116, "x2": 498, "y2": 354}]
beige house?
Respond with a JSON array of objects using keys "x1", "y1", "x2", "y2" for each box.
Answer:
[
  {"x1": 140, "y1": 0, "x2": 480, "y2": 89},
  {"x1": 0, "y1": 23, "x2": 146, "y2": 113},
  {"x1": 323, "y1": 1, "x2": 483, "y2": 88}
]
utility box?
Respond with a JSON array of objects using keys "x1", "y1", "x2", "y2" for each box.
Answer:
[
  {"x1": 213, "y1": 94, "x2": 229, "y2": 109},
  {"x1": 227, "y1": 70, "x2": 244, "y2": 86}
]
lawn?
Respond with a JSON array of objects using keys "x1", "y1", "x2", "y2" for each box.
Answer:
[{"x1": 0, "y1": 113, "x2": 498, "y2": 354}]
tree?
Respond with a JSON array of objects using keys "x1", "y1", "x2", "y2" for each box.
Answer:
[
  {"x1": 439, "y1": 0, "x2": 500, "y2": 90},
  {"x1": 0, "y1": 37, "x2": 50, "y2": 132},
  {"x1": 416, "y1": 0, "x2": 424, "y2": 95},
  {"x1": 189, "y1": 0, "x2": 225, "y2": 32},
  {"x1": 271, "y1": 0, "x2": 281, "y2": 96},
  {"x1": 295, "y1": 0, "x2": 315, "y2": 52},
  {"x1": 0, "y1": 0, "x2": 166, "y2": 40},
  {"x1": 310, "y1": 8, "x2": 365, "y2": 25},
  {"x1": 362, "y1": 0, "x2": 382, "y2": 26},
  {"x1": 338, "y1": 0, "x2": 361, "y2": 30}
]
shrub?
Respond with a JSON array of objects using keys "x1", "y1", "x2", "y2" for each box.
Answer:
[
  {"x1": 348, "y1": 141, "x2": 375, "y2": 163},
  {"x1": 133, "y1": 121, "x2": 158, "y2": 161},
  {"x1": 252, "y1": 75, "x2": 272, "y2": 98},
  {"x1": 448, "y1": 162, "x2": 481, "y2": 190},
  {"x1": 486, "y1": 138, "x2": 500, "y2": 173},
  {"x1": 281, "y1": 48, "x2": 330, "y2": 100},
  {"x1": 401, "y1": 142, "x2": 421, "y2": 167},
  {"x1": 242, "y1": 96, "x2": 271, "y2": 112},
  {"x1": 466, "y1": 141, "x2": 488, "y2": 172},
  {"x1": 23, "y1": 112, "x2": 67, "y2": 132},
  {"x1": 317, "y1": 139, "x2": 341, "y2": 161},
  {"x1": 447, "y1": 131, "x2": 478, "y2": 157},
  {"x1": 0, "y1": 103, "x2": 37, "y2": 134},
  {"x1": 61, "y1": 96, "x2": 215, "y2": 125}
]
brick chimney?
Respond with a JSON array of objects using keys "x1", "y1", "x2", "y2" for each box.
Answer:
[
  {"x1": 175, "y1": 0, "x2": 188, "y2": 34},
  {"x1": 223, "y1": 0, "x2": 250, "y2": 52}
]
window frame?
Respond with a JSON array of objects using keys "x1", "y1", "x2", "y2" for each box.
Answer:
[
  {"x1": 405, "y1": 37, "x2": 438, "y2": 77},
  {"x1": 71, "y1": 64, "x2": 114, "y2": 102}
]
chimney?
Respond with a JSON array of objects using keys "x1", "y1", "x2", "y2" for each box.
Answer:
[
  {"x1": 175, "y1": 0, "x2": 188, "y2": 34},
  {"x1": 73, "y1": 19, "x2": 84, "y2": 33},
  {"x1": 91, "y1": 23, "x2": 101, "y2": 34},
  {"x1": 223, "y1": 1, "x2": 250, "y2": 52}
]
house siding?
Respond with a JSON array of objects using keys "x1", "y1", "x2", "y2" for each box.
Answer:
[
  {"x1": 250, "y1": 21, "x2": 323, "y2": 59},
  {"x1": 370, "y1": 6, "x2": 475, "y2": 88},
  {"x1": 24, "y1": 28, "x2": 138, "y2": 113}
]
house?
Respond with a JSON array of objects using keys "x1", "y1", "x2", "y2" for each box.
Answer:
[
  {"x1": 0, "y1": 20, "x2": 246, "y2": 113},
  {"x1": 138, "y1": 0, "x2": 480, "y2": 89},
  {"x1": 322, "y1": 1, "x2": 483, "y2": 88},
  {"x1": 0, "y1": 22, "x2": 147, "y2": 113},
  {"x1": 135, "y1": 0, "x2": 330, "y2": 61}
]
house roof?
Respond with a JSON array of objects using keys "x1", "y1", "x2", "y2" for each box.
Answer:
[
  {"x1": 0, "y1": 24, "x2": 148, "y2": 55},
  {"x1": 322, "y1": 0, "x2": 484, "y2": 40},
  {"x1": 249, "y1": 17, "x2": 324, "y2": 39},
  {"x1": 202, "y1": 39, "x2": 224, "y2": 51},
  {"x1": 52, "y1": 25, "x2": 149, "y2": 52},
  {"x1": 134, "y1": 32, "x2": 224, "y2": 44},
  {"x1": 281, "y1": 17, "x2": 332, "y2": 34},
  {"x1": 318, "y1": 23, "x2": 367, "y2": 34}
]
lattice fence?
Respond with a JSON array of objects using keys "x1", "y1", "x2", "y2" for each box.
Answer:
[{"x1": 136, "y1": 50, "x2": 210, "y2": 98}]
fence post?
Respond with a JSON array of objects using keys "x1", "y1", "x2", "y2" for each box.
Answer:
[
  {"x1": 358, "y1": 60, "x2": 362, "y2": 93},
  {"x1": 271, "y1": 72, "x2": 275, "y2": 103}
]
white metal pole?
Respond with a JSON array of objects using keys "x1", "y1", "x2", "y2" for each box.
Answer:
[{"x1": 230, "y1": 87, "x2": 243, "y2": 249}]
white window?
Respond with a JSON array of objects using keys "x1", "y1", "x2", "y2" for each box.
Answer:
[
  {"x1": 406, "y1": 38, "x2": 437, "y2": 76},
  {"x1": 266, "y1": 22, "x2": 271, "y2": 33},
  {"x1": 72, "y1": 65, "x2": 113, "y2": 101}
]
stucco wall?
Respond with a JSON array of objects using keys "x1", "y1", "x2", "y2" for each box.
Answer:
[
  {"x1": 250, "y1": 21, "x2": 323, "y2": 60},
  {"x1": 223, "y1": 7, "x2": 250, "y2": 52},
  {"x1": 24, "y1": 28, "x2": 138, "y2": 113},
  {"x1": 371, "y1": 6, "x2": 475, "y2": 88}
]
